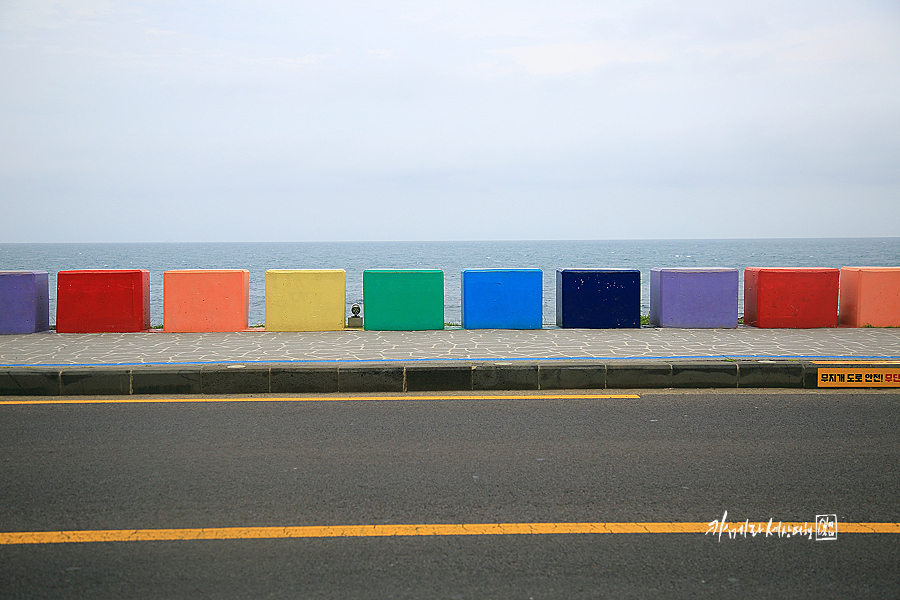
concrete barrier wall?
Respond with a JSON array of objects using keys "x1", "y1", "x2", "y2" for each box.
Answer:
[
  {"x1": 163, "y1": 270, "x2": 249, "y2": 332},
  {"x1": 556, "y1": 269, "x2": 640, "y2": 329},
  {"x1": 744, "y1": 267, "x2": 839, "y2": 329},
  {"x1": 56, "y1": 270, "x2": 150, "y2": 333},
  {"x1": 461, "y1": 269, "x2": 542, "y2": 330},
  {"x1": 7, "y1": 263, "x2": 899, "y2": 332},
  {"x1": 650, "y1": 268, "x2": 738, "y2": 329},
  {"x1": 839, "y1": 267, "x2": 900, "y2": 328},
  {"x1": 0, "y1": 271, "x2": 50, "y2": 334},
  {"x1": 265, "y1": 269, "x2": 346, "y2": 331},
  {"x1": 363, "y1": 270, "x2": 444, "y2": 331}
]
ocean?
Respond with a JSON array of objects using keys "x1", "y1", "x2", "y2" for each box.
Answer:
[{"x1": 2, "y1": 239, "x2": 898, "y2": 327}]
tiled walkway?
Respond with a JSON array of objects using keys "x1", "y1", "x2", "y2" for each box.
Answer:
[{"x1": 1, "y1": 327, "x2": 898, "y2": 367}]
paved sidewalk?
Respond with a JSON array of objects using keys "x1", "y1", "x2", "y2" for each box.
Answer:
[
  {"x1": 2, "y1": 328, "x2": 898, "y2": 396},
  {"x1": 1, "y1": 327, "x2": 898, "y2": 367}
]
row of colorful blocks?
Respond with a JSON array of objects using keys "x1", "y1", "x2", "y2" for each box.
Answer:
[{"x1": 1, "y1": 267, "x2": 898, "y2": 334}]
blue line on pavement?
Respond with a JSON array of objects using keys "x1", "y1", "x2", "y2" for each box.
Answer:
[{"x1": 1, "y1": 355, "x2": 898, "y2": 368}]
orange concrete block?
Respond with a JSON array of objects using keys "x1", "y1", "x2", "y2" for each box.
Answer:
[
  {"x1": 163, "y1": 270, "x2": 249, "y2": 332},
  {"x1": 839, "y1": 267, "x2": 900, "y2": 327}
]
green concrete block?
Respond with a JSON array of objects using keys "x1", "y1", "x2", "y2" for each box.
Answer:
[{"x1": 363, "y1": 270, "x2": 444, "y2": 331}]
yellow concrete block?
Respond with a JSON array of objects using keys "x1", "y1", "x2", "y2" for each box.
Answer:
[{"x1": 265, "y1": 269, "x2": 346, "y2": 331}]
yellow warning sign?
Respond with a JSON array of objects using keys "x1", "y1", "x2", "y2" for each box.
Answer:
[{"x1": 817, "y1": 368, "x2": 900, "y2": 388}]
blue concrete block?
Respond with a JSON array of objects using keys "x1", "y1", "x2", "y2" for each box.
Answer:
[
  {"x1": 462, "y1": 269, "x2": 543, "y2": 330},
  {"x1": 0, "y1": 271, "x2": 50, "y2": 334},
  {"x1": 556, "y1": 269, "x2": 640, "y2": 329}
]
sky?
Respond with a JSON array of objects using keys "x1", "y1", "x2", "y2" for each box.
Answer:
[{"x1": 1, "y1": 0, "x2": 898, "y2": 242}]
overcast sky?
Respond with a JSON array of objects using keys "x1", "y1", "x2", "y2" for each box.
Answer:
[{"x1": 1, "y1": 1, "x2": 898, "y2": 242}]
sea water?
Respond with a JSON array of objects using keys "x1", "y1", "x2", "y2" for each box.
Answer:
[{"x1": 2, "y1": 239, "x2": 898, "y2": 327}]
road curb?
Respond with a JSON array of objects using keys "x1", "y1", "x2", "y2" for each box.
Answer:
[{"x1": 1, "y1": 360, "x2": 893, "y2": 396}]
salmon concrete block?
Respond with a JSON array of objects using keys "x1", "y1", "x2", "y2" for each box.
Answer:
[
  {"x1": 462, "y1": 269, "x2": 542, "y2": 330},
  {"x1": 164, "y1": 270, "x2": 249, "y2": 332},
  {"x1": 650, "y1": 268, "x2": 738, "y2": 328},
  {"x1": 265, "y1": 269, "x2": 346, "y2": 331},
  {"x1": 556, "y1": 269, "x2": 640, "y2": 329},
  {"x1": 839, "y1": 267, "x2": 900, "y2": 327},
  {"x1": 0, "y1": 271, "x2": 50, "y2": 334},
  {"x1": 363, "y1": 270, "x2": 444, "y2": 331},
  {"x1": 744, "y1": 267, "x2": 839, "y2": 328},
  {"x1": 57, "y1": 270, "x2": 150, "y2": 333}
]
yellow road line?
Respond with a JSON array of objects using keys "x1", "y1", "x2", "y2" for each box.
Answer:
[
  {"x1": 0, "y1": 394, "x2": 640, "y2": 406},
  {"x1": 2, "y1": 522, "x2": 898, "y2": 545}
]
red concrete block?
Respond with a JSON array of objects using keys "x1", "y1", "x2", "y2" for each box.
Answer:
[
  {"x1": 56, "y1": 270, "x2": 150, "y2": 333},
  {"x1": 744, "y1": 267, "x2": 839, "y2": 328},
  {"x1": 163, "y1": 270, "x2": 249, "y2": 332},
  {"x1": 839, "y1": 267, "x2": 900, "y2": 327}
]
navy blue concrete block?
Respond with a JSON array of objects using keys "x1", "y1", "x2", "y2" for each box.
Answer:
[
  {"x1": 556, "y1": 269, "x2": 640, "y2": 329},
  {"x1": 462, "y1": 269, "x2": 542, "y2": 329}
]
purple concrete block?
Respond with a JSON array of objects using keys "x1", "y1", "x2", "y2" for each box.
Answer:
[
  {"x1": 650, "y1": 268, "x2": 738, "y2": 328},
  {"x1": 0, "y1": 271, "x2": 50, "y2": 334}
]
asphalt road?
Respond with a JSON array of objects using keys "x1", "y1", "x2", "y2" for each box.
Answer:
[{"x1": 1, "y1": 390, "x2": 898, "y2": 599}]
